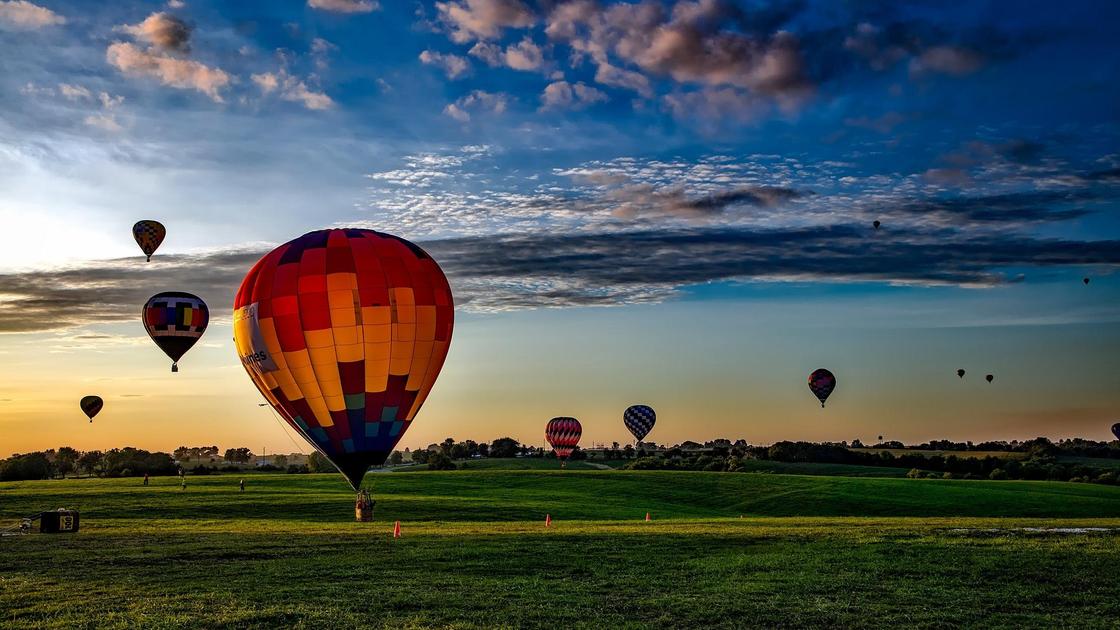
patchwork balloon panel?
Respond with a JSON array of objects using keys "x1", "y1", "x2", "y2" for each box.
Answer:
[
  {"x1": 546, "y1": 416, "x2": 582, "y2": 459},
  {"x1": 132, "y1": 220, "x2": 166, "y2": 261},
  {"x1": 808, "y1": 368, "x2": 836, "y2": 407},
  {"x1": 233, "y1": 229, "x2": 453, "y2": 487},
  {"x1": 143, "y1": 292, "x2": 209, "y2": 363}
]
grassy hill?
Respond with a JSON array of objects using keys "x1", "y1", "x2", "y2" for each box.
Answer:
[{"x1": 2, "y1": 472, "x2": 1118, "y2": 628}]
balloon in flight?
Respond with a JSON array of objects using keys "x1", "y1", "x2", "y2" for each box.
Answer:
[
  {"x1": 132, "y1": 220, "x2": 166, "y2": 262},
  {"x1": 808, "y1": 368, "x2": 836, "y2": 407},
  {"x1": 143, "y1": 292, "x2": 209, "y2": 373},
  {"x1": 623, "y1": 404, "x2": 656, "y2": 442},
  {"x1": 79, "y1": 395, "x2": 102, "y2": 422},
  {"x1": 546, "y1": 417, "x2": 582, "y2": 462},
  {"x1": 1112, "y1": 423, "x2": 1120, "y2": 441},
  {"x1": 233, "y1": 229, "x2": 454, "y2": 490},
  {"x1": 1083, "y1": 277, "x2": 1090, "y2": 285},
  {"x1": 986, "y1": 374, "x2": 994, "y2": 383},
  {"x1": 873, "y1": 220, "x2": 881, "y2": 230},
  {"x1": 957, "y1": 368, "x2": 966, "y2": 379}
]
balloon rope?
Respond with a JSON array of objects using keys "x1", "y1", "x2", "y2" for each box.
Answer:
[{"x1": 263, "y1": 404, "x2": 310, "y2": 456}]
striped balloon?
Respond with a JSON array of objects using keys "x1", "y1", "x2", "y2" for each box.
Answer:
[
  {"x1": 143, "y1": 292, "x2": 209, "y2": 372},
  {"x1": 546, "y1": 417, "x2": 582, "y2": 460},
  {"x1": 623, "y1": 404, "x2": 656, "y2": 442},
  {"x1": 233, "y1": 229, "x2": 454, "y2": 490},
  {"x1": 79, "y1": 395, "x2": 103, "y2": 422},
  {"x1": 132, "y1": 220, "x2": 166, "y2": 262}
]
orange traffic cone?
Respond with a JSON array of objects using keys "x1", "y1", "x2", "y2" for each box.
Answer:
[
  {"x1": 393, "y1": 521, "x2": 401, "y2": 538},
  {"x1": 545, "y1": 514, "x2": 552, "y2": 528},
  {"x1": 645, "y1": 512, "x2": 651, "y2": 522}
]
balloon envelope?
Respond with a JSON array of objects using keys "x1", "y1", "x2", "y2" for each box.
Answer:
[
  {"x1": 546, "y1": 417, "x2": 582, "y2": 460},
  {"x1": 986, "y1": 374, "x2": 994, "y2": 383},
  {"x1": 233, "y1": 229, "x2": 454, "y2": 490},
  {"x1": 957, "y1": 368, "x2": 966, "y2": 379},
  {"x1": 873, "y1": 220, "x2": 881, "y2": 229},
  {"x1": 80, "y1": 395, "x2": 102, "y2": 422},
  {"x1": 133, "y1": 220, "x2": 166, "y2": 262},
  {"x1": 623, "y1": 405, "x2": 656, "y2": 442},
  {"x1": 1112, "y1": 423, "x2": 1120, "y2": 441},
  {"x1": 143, "y1": 292, "x2": 208, "y2": 372},
  {"x1": 808, "y1": 368, "x2": 836, "y2": 407}
]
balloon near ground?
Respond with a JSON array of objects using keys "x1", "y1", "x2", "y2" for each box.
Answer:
[
  {"x1": 808, "y1": 369, "x2": 836, "y2": 407},
  {"x1": 233, "y1": 229, "x2": 454, "y2": 491},
  {"x1": 143, "y1": 292, "x2": 209, "y2": 373},
  {"x1": 132, "y1": 220, "x2": 166, "y2": 262},
  {"x1": 79, "y1": 395, "x2": 102, "y2": 422},
  {"x1": 546, "y1": 417, "x2": 582, "y2": 463},
  {"x1": 623, "y1": 404, "x2": 656, "y2": 442}
]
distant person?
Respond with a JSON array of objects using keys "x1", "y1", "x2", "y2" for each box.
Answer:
[
  {"x1": 143, "y1": 473, "x2": 149, "y2": 486},
  {"x1": 181, "y1": 478, "x2": 187, "y2": 491},
  {"x1": 239, "y1": 479, "x2": 245, "y2": 492}
]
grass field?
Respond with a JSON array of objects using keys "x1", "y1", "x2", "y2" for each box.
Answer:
[
  {"x1": 849, "y1": 447, "x2": 1026, "y2": 460},
  {"x1": 3, "y1": 471, "x2": 1120, "y2": 628}
]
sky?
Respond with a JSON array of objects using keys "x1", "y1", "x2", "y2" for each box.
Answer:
[{"x1": 1, "y1": 0, "x2": 1118, "y2": 457}]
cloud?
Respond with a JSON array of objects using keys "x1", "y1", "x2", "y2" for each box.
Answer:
[
  {"x1": 436, "y1": 0, "x2": 536, "y2": 43},
  {"x1": 167, "y1": 0, "x2": 185, "y2": 8},
  {"x1": 2, "y1": 224, "x2": 1116, "y2": 330},
  {"x1": 119, "y1": 12, "x2": 192, "y2": 53},
  {"x1": 844, "y1": 112, "x2": 906, "y2": 134},
  {"x1": 107, "y1": 42, "x2": 231, "y2": 102},
  {"x1": 251, "y1": 69, "x2": 334, "y2": 110},
  {"x1": 909, "y1": 45, "x2": 984, "y2": 76},
  {"x1": 545, "y1": 0, "x2": 812, "y2": 104},
  {"x1": 84, "y1": 92, "x2": 126, "y2": 132},
  {"x1": 663, "y1": 87, "x2": 769, "y2": 124},
  {"x1": 420, "y1": 49, "x2": 472, "y2": 79},
  {"x1": 503, "y1": 36, "x2": 544, "y2": 70},
  {"x1": 307, "y1": 0, "x2": 379, "y2": 14},
  {"x1": 603, "y1": 183, "x2": 805, "y2": 220},
  {"x1": 310, "y1": 37, "x2": 338, "y2": 69},
  {"x1": 0, "y1": 0, "x2": 64, "y2": 30},
  {"x1": 57, "y1": 83, "x2": 92, "y2": 101},
  {"x1": 540, "y1": 80, "x2": 607, "y2": 110},
  {"x1": 443, "y1": 90, "x2": 509, "y2": 122}
]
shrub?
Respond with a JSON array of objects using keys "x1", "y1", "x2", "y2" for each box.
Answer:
[
  {"x1": 190, "y1": 465, "x2": 213, "y2": 475},
  {"x1": 427, "y1": 452, "x2": 457, "y2": 471},
  {"x1": 1094, "y1": 472, "x2": 1117, "y2": 485},
  {"x1": 942, "y1": 472, "x2": 955, "y2": 480},
  {"x1": 906, "y1": 468, "x2": 923, "y2": 479},
  {"x1": 287, "y1": 464, "x2": 309, "y2": 474},
  {"x1": 989, "y1": 468, "x2": 1008, "y2": 480}
]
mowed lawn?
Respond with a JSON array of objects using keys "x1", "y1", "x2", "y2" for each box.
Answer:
[{"x1": 2, "y1": 472, "x2": 1120, "y2": 628}]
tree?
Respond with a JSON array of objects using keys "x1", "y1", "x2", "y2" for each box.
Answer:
[
  {"x1": 411, "y1": 449, "x2": 430, "y2": 464},
  {"x1": 224, "y1": 447, "x2": 253, "y2": 464},
  {"x1": 307, "y1": 452, "x2": 337, "y2": 473},
  {"x1": 78, "y1": 450, "x2": 104, "y2": 477},
  {"x1": 389, "y1": 451, "x2": 404, "y2": 465},
  {"x1": 427, "y1": 452, "x2": 456, "y2": 471},
  {"x1": 489, "y1": 438, "x2": 520, "y2": 459},
  {"x1": 273, "y1": 454, "x2": 289, "y2": 469},
  {"x1": 56, "y1": 446, "x2": 79, "y2": 478},
  {"x1": 622, "y1": 444, "x2": 635, "y2": 459},
  {"x1": 173, "y1": 446, "x2": 190, "y2": 462},
  {"x1": 450, "y1": 442, "x2": 468, "y2": 460},
  {"x1": 0, "y1": 452, "x2": 54, "y2": 481}
]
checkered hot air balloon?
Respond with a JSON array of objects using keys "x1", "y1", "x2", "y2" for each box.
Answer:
[
  {"x1": 623, "y1": 404, "x2": 656, "y2": 442},
  {"x1": 546, "y1": 417, "x2": 582, "y2": 463},
  {"x1": 808, "y1": 368, "x2": 836, "y2": 408},
  {"x1": 132, "y1": 220, "x2": 166, "y2": 262},
  {"x1": 232, "y1": 229, "x2": 454, "y2": 491},
  {"x1": 80, "y1": 395, "x2": 102, "y2": 422},
  {"x1": 143, "y1": 292, "x2": 209, "y2": 373}
]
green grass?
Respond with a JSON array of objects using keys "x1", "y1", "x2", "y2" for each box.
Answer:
[
  {"x1": 2, "y1": 472, "x2": 1119, "y2": 628},
  {"x1": 850, "y1": 448, "x2": 1026, "y2": 460},
  {"x1": 438, "y1": 457, "x2": 608, "y2": 471},
  {"x1": 1058, "y1": 456, "x2": 1120, "y2": 470}
]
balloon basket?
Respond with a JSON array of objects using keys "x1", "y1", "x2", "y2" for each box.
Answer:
[
  {"x1": 171, "y1": 363, "x2": 179, "y2": 373},
  {"x1": 355, "y1": 490, "x2": 374, "y2": 522}
]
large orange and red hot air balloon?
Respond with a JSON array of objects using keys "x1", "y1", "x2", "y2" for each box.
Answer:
[
  {"x1": 546, "y1": 417, "x2": 582, "y2": 465},
  {"x1": 233, "y1": 229, "x2": 453, "y2": 490}
]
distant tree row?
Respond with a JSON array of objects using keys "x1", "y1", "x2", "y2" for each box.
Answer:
[{"x1": 0, "y1": 447, "x2": 178, "y2": 481}]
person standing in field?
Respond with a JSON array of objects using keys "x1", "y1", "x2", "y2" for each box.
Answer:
[
  {"x1": 181, "y1": 478, "x2": 186, "y2": 491},
  {"x1": 143, "y1": 473, "x2": 149, "y2": 486},
  {"x1": 239, "y1": 479, "x2": 245, "y2": 492}
]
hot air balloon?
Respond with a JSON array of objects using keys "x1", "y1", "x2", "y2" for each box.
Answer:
[
  {"x1": 873, "y1": 220, "x2": 881, "y2": 230},
  {"x1": 143, "y1": 292, "x2": 209, "y2": 372},
  {"x1": 1083, "y1": 277, "x2": 1090, "y2": 285},
  {"x1": 1112, "y1": 423, "x2": 1120, "y2": 441},
  {"x1": 232, "y1": 229, "x2": 454, "y2": 494},
  {"x1": 623, "y1": 404, "x2": 656, "y2": 443},
  {"x1": 133, "y1": 220, "x2": 166, "y2": 262},
  {"x1": 546, "y1": 417, "x2": 582, "y2": 466},
  {"x1": 986, "y1": 374, "x2": 994, "y2": 383},
  {"x1": 957, "y1": 369, "x2": 966, "y2": 379},
  {"x1": 79, "y1": 396, "x2": 102, "y2": 422},
  {"x1": 808, "y1": 368, "x2": 836, "y2": 408}
]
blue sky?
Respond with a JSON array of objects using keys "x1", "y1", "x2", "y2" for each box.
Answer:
[{"x1": 1, "y1": 0, "x2": 1118, "y2": 454}]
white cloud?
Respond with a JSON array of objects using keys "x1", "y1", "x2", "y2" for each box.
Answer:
[
  {"x1": 540, "y1": 80, "x2": 606, "y2": 110},
  {"x1": 436, "y1": 0, "x2": 535, "y2": 43},
  {"x1": 443, "y1": 90, "x2": 509, "y2": 122},
  {"x1": 307, "y1": 0, "x2": 378, "y2": 14},
  {"x1": 57, "y1": 83, "x2": 92, "y2": 101},
  {"x1": 0, "y1": 0, "x2": 64, "y2": 30},
  {"x1": 119, "y1": 12, "x2": 192, "y2": 52},
  {"x1": 251, "y1": 69, "x2": 334, "y2": 110},
  {"x1": 419, "y1": 49, "x2": 471, "y2": 79},
  {"x1": 107, "y1": 42, "x2": 231, "y2": 102}
]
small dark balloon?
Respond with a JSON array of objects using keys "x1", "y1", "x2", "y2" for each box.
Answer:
[
  {"x1": 1083, "y1": 277, "x2": 1090, "y2": 285},
  {"x1": 986, "y1": 374, "x2": 994, "y2": 383},
  {"x1": 957, "y1": 369, "x2": 966, "y2": 379},
  {"x1": 873, "y1": 220, "x2": 881, "y2": 229},
  {"x1": 1112, "y1": 423, "x2": 1120, "y2": 441},
  {"x1": 808, "y1": 368, "x2": 836, "y2": 408},
  {"x1": 80, "y1": 395, "x2": 103, "y2": 422}
]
